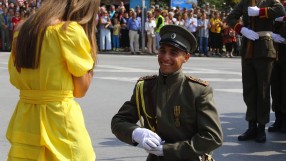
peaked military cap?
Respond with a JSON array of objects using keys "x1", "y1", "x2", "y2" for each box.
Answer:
[{"x1": 159, "y1": 25, "x2": 197, "y2": 53}]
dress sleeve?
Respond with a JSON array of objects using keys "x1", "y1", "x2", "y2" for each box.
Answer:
[{"x1": 59, "y1": 22, "x2": 94, "y2": 77}]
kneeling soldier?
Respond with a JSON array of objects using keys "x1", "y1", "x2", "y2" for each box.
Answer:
[{"x1": 111, "y1": 25, "x2": 223, "y2": 161}]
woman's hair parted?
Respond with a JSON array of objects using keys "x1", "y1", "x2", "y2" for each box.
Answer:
[{"x1": 13, "y1": 0, "x2": 99, "y2": 71}]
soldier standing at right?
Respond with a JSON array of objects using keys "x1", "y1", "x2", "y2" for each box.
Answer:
[
  {"x1": 226, "y1": 0, "x2": 285, "y2": 143},
  {"x1": 268, "y1": 0, "x2": 286, "y2": 133}
]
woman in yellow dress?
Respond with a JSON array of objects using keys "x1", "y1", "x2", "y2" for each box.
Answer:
[{"x1": 6, "y1": 0, "x2": 99, "y2": 160}]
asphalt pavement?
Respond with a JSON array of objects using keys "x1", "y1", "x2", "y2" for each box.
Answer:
[{"x1": 0, "y1": 51, "x2": 285, "y2": 161}]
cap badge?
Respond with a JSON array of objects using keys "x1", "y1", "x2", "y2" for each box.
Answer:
[{"x1": 171, "y1": 33, "x2": 176, "y2": 39}]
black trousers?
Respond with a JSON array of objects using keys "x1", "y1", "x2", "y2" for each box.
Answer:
[
  {"x1": 242, "y1": 58, "x2": 274, "y2": 124},
  {"x1": 271, "y1": 60, "x2": 286, "y2": 113}
]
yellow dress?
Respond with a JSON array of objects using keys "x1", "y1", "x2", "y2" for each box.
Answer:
[{"x1": 6, "y1": 22, "x2": 96, "y2": 161}]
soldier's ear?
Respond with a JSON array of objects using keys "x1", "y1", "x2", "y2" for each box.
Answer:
[{"x1": 184, "y1": 53, "x2": 190, "y2": 62}]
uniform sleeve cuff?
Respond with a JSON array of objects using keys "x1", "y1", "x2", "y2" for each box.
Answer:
[
  {"x1": 234, "y1": 23, "x2": 243, "y2": 34},
  {"x1": 259, "y1": 8, "x2": 268, "y2": 18}
]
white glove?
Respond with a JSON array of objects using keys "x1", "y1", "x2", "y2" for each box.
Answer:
[
  {"x1": 146, "y1": 145, "x2": 164, "y2": 156},
  {"x1": 272, "y1": 33, "x2": 285, "y2": 43},
  {"x1": 132, "y1": 128, "x2": 162, "y2": 150},
  {"x1": 275, "y1": 16, "x2": 284, "y2": 22},
  {"x1": 240, "y1": 27, "x2": 259, "y2": 40},
  {"x1": 248, "y1": 6, "x2": 260, "y2": 16}
]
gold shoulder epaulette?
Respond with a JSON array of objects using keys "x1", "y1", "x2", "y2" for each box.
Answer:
[
  {"x1": 138, "y1": 74, "x2": 158, "y2": 81},
  {"x1": 187, "y1": 75, "x2": 209, "y2": 86}
]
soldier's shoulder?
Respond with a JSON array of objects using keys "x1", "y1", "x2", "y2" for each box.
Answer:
[
  {"x1": 138, "y1": 74, "x2": 158, "y2": 82},
  {"x1": 186, "y1": 75, "x2": 209, "y2": 86}
]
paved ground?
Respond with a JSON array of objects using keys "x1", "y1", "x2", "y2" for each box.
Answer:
[{"x1": 1, "y1": 51, "x2": 286, "y2": 161}]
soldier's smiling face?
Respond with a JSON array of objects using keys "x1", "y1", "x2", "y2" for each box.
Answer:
[{"x1": 158, "y1": 44, "x2": 190, "y2": 75}]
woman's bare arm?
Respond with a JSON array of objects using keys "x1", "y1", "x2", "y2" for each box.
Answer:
[{"x1": 72, "y1": 70, "x2": 93, "y2": 98}]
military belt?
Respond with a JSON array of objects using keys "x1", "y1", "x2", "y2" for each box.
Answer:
[{"x1": 256, "y1": 31, "x2": 272, "y2": 37}]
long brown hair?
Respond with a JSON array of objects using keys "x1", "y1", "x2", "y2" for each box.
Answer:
[{"x1": 14, "y1": 0, "x2": 99, "y2": 70}]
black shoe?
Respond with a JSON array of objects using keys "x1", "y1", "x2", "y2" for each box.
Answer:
[
  {"x1": 255, "y1": 124, "x2": 266, "y2": 143},
  {"x1": 280, "y1": 125, "x2": 286, "y2": 133},
  {"x1": 238, "y1": 128, "x2": 257, "y2": 141},
  {"x1": 268, "y1": 111, "x2": 282, "y2": 132},
  {"x1": 268, "y1": 122, "x2": 281, "y2": 132},
  {"x1": 238, "y1": 122, "x2": 257, "y2": 141},
  {"x1": 280, "y1": 113, "x2": 286, "y2": 133}
]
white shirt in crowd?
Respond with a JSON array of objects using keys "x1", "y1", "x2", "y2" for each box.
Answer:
[
  {"x1": 198, "y1": 19, "x2": 210, "y2": 38},
  {"x1": 145, "y1": 19, "x2": 156, "y2": 36},
  {"x1": 186, "y1": 17, "x2": 198, "y2": 33},
  {"x1": 175, "y1": 19, "x2": 185, "y2": 27}
]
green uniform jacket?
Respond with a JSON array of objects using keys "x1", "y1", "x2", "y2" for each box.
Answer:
[
  {"x1": 273, "y1": 5, "x2": 286, "y2": 61},
  {"x1": 111, "y1": 69, "x2": 223, "y2": 161},
  {"x1": 226, "y1": 0, "x2": 285, "y2": 59}
]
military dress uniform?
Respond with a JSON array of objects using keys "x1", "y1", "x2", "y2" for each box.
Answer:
[
  {"x1": 111, "y1": 71, "x2": 222, "y2": 161},
  {"x1": 226, "y1": 0, "x2": 285, "y2": 142},
  {"x1": 269, "y1": 2, "x2": 286, "y2": 132},
  {"x1": 111, "y1": 25, "x2": 223, "y2": 161}
]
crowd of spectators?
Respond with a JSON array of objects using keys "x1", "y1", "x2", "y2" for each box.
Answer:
[
  {"x1": 0, "y1": 0, "x2": 39, "y2": 51},
  {"x1": 97, "y1": 1, "x2": 242, "y2": 57},
  {"x1": 0, "y1": 0, "x2": 241, "y2": 58}
]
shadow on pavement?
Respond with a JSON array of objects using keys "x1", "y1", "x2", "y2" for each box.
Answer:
[{"x1": 214, "y1": 112, "x2": 286, "y2": 161}]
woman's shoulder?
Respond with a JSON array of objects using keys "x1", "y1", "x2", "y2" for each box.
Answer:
[
  {"x1": 46, "y1": 20, "x2": 81, "y2": 30},
  {"x1": 54, "y1": 21, "x2": 83, "y2": 34}
]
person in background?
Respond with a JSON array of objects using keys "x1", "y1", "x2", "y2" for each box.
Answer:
[
  {"x1": 111, "y1": 25, "x2": 223, "y2": 161},
  {"x1": 118, "y1": 5, "x2": 125, "y2": 20},
  {"x1": 29, "y1": 0, "x2": 37, "y2": 8},
  {"x1": 6, "y1": 0, "x2": 99, "y2": 160},
  {"x1": 154, "y1": 8, "x2": 164, "y2": 51},
  {"x1": 12, "y1": 10, "x2": 21, "y2": 31},
  {"x1": 8, "y1": 7, "x2": 14, "y2": 49},
  {"x1": 22, "y1": 9, "x2": 30, "y2": 20},
  {"x1": 182, "y1": 13, "x2": 188, "y2": 28},
  {"x1": 99, "y1": 10, "x2": 112, "y2": 51},
  {"x1": 8, "y1": 2, "x2": 15, "y2": 11},
  {"x1": 186, "y1": 9, "x2": 198, "y2": 54},
  {"x1": 186, "y1": 10, "x2": 198, "y2": 40},
  {"x1": 120, "y1": 11, "x2": 130, "y2": 52},
  {"x1": 23, "y1": 1, "x2": 30, "y2": 11},
  {"x1": 222, "y1": 23, "x2": 236, "y2": 58},
  {"x1": 145, "y1": 12, "x2": 156, "y2": 54},
  {"x1": 209, "y1": 11, "x2": 223, "y2": 56},
  {"x1": 109, "y1": 5, "x2": 116, "y2": 19},
  {"x1": 150, "y1": 5, "x2": 155, "y2": 13},
  {"x1": 161, "y1": 10, "x2": 168, "y2": 25},
  {"x1": 127, "y1": 11, "x2": 141, "y2": 55},
  {"x1": 167, "y1": 11, "x2": 177, "y2": 25},
  {"x1": 0, "y1": 3, "x2": 3, "y2": 15},
  {"x1": 112, "y1": 18, "x2": 120, "y2": 51},
  {"x1": 118, "y1": 1, "x2": 125, "y2": 11},
  {"x1": 205, "y1": 3, "x2": 211, "y2": 16},
  {"x1": 197, "y1": 12, "x2": 211, "y2": 57},
  {"x1": 175, "y1": 13, "x2": 185, "y2": 27},
  {"x1": 233, "y1": 17, "x2": 242, "y2": 56},
  {"x1": 0, "y1": 6, "x2": 12, "y2": 51},
  {"x1": 136, "y1": 5, "x2": 142, "y2": 19}
]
